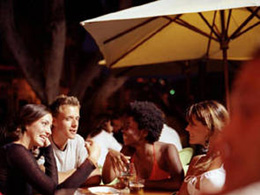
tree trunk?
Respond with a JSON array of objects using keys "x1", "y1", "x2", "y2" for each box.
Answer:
[
  {"x1": 43, "y1": 0, "x2": 66, "y2": 105},
  {"x1": 0, "y1": 0, "x2": 46, "y2": 102},
  {"x1": 0, "y1": 0, "x2": 66, "y2": 105},
  {"x1": 69, "y1": 52, "x2": 101, "y2": 102}
]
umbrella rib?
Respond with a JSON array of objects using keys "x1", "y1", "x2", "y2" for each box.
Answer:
[
  {"x1": 103, "y1": 17, "x2": 157, "y2": 44},
  {"x1": 226, "y1": 10, "x2": 232, "y2": 35},
  {"x1": 220, "y1": 10, "x2": 228, "y2": 45},
  {"x1": 205, "y1": 11, "x2": 218, "y2": 58},
  {"x1": 247, "y1": 7, "x2": 260, "y2": 20},
  {"x1": 198, "y1": 12, "x2": 221, "y2": 40},
  {"x1": 232, "y1": 21, "x2": 260, "y2": 39},
  {"x1": 109, "y1": 17, "x2": 173, "y2": 67},
  {"x1": 173, "y1": 18, "x2": 219, "y2": 42},
  {"x1": 229, "y1": 7, "x2": 260, "y2": 40}
]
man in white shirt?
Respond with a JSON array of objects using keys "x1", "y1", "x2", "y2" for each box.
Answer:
[
  {"x1": 49, "y1": 95, "x2": 101, "y2": 185},
  {"x1": 159, "y1": 124, "x2": 182, "y2": 151},
  {"x1": 89, "y1": 114, "x2": 122, "y2": 166}
]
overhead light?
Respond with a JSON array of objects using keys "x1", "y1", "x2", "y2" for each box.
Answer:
[{"x1": 98, "y1": 59, "x2": 106, "y2": 66}]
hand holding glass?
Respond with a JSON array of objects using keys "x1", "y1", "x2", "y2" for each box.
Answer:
[{"x1": 117, "y1": 162, "x2": 136, "y2": 189}]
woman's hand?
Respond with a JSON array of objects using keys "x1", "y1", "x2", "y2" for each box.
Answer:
[
  {"x1": 43, "y1": 137, "x2": 51, "y2": 147},
  {"x1": 107, "y1": 149, "x2": 129, "y2": 174}
]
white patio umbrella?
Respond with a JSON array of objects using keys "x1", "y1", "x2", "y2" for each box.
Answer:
[{"x1": 81, "y1": 0, "x2": 260, "y2": 108}]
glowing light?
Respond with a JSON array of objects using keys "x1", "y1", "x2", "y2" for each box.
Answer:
[
  {"x1": 137, "y1": 78, "x2": 144, "y2": 83},
  {"x1": 169, "y1": 89, "x2": 175, "y2": 95}
]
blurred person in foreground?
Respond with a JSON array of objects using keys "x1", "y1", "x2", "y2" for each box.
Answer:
[
  {"x1": 218, "y1": 51, "x2": 260, "y2": 194},
  {"x1": 177, "y1": 100, "x2": 229, "y2": 195},
  {"x1": 102, "y1": 101, "x2": 184, "y2": 191},
  {"x1": 0, "y1": 104, "x2": 97, "y2": 195},
  {"x1": 48, "y1": 95, "x2": 101, "y2": 185}
]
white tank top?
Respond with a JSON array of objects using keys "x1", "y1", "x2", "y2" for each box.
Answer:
[{"x1": 185, "y1": 165, "x2": 226, "y2": 195}]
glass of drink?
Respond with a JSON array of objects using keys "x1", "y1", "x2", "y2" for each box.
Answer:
[
  {"x1": 129, "y1": 178, "x2": 144, "y2": 195},
  {"x1": 117, "y1": 162, "x2": 136, "y2": 190}
]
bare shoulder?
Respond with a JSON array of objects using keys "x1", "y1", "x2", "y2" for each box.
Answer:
[
  {"x1": 189, "y1": 154, "x2": 205, "y2": 166},
  {"x1": 155, "y1": 142, "x2": 182, "y2": 173},
  {"x1": 155, "y1": 142, "x2": 178, "y2": 156}
]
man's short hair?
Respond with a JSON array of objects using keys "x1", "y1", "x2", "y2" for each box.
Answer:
[{"x1": 50, "y1": 94, "x2": 80, "y2": 117}]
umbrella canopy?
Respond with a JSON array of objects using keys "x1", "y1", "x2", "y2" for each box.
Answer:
[
  {"x1": 81, "y1": 0, "x2": 260, "y2": 108},
  {"x1": 81, "y1": 0, "x2": 260, "y2": 68}
]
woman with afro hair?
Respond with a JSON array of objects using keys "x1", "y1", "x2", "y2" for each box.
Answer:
[{"x1": 102, "y1": 101, "x2": 184, "y2": 191}]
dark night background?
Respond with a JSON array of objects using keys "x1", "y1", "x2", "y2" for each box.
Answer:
[{"x1": 0, "y1": 0, "x2": 243, "y2": 146}]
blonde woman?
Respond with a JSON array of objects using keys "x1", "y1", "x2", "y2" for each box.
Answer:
[{"x1": 178, "y1": 100, "x2": 229, "y2": 195}]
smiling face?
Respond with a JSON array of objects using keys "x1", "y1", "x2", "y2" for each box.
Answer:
[
  {"x1": 25, "y1": 113, "x2": 52, "y2": 148},
  {"x1": 186, "y1": 117, "x2": 209, "y2": 146},
  {"x1": 122, "y1": 116, "x2": 146, "y2": 146},
  {"x1": 52, "y1": 105, "x2": 80, "y2": 140}
]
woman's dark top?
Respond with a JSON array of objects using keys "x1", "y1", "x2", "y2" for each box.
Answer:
[{"x1": 0, "y1": 143, "x2": 96, "y2": 195}]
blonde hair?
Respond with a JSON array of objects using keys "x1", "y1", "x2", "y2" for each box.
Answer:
[
  {"x1": 186, "y1": 100, "x2": 229, "y2": 172},
  {"x1": 186, "y1": 100, "x2": 229, "y2": 135}
]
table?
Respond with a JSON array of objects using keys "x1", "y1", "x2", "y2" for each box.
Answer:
[
  {"x1": 139, "y1": 190, "x2": 173, "y2": 195},
  {"x1": 76, "y1": 186, "x2": 174, "y2": 195}
]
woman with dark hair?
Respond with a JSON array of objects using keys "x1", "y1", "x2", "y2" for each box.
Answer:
[
  {"x1": 177, "y1": 100, "x2": 229, "y2": 195},
  {"x1": 0, "y1": 104, "x2": 97, "y2": 195},
  {"x1": 102, "y1": 101, "x2": 184, "y2": 191}
]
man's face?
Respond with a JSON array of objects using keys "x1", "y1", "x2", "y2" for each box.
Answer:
[{"x1": 52, "y1": 105, "x2": 80, "y2": 140}]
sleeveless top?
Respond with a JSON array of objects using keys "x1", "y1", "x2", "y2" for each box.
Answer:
[
  {"x1": 132, "y1": 144, "x2": 171, "y2": 181},
  {"x1": 184, "y1": 155, "x2": 226, "y2": 195}
]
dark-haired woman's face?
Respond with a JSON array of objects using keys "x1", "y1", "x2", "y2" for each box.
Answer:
[
  {"x1": 111, "y1": 119, "x2": 123, "y2": 133},
  {"x1": 104, "y1": 120, "x2": 113, "y2": 133},
  {"x1": 25, "y1": 113, "x2": 52, "y2": 148}
]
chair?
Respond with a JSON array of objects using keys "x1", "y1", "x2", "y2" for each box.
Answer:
[{"x1": 178, "y1": 147, "x2": 194, "y2": 175}]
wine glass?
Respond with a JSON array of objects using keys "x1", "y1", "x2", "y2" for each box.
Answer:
[{"x1": 117, "y1": 162, "x2": 137, "y2": 191}]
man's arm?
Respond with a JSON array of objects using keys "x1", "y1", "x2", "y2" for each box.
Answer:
[{"x1": 58, "y1": 167, "x2": 101, "y2": 186}]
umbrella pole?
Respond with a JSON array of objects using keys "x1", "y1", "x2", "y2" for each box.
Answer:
[
  {"x1": 223, "y1": 48, "x2": 230, "y2": 111},
  {"x1": 220, "y1": 10, "x2": 230, "y2": 111}
]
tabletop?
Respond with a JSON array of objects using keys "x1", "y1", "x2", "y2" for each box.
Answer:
[{"x1": 75, "y1": 186, "x2": 174, "y2": 195}]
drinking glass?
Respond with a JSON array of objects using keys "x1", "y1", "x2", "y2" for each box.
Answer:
[
  {"x1": 129, "y1": 178, "x2": 145, "y2": 195},
  {"x1": 117, "y1": 162, "x2": 136, "y2": 190}
]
